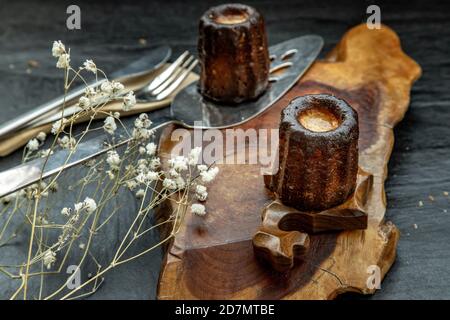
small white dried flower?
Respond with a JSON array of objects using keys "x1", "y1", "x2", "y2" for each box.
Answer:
[
  {"x1": 146, "y1": 142, "x2": 157, "y2": 156},
  {"x1": 163, "y1": 178, "x2": 177, "y2": 190},
  {"x1": 139, "y1": 146, "x2": 146, "y2": 155},
  {"x1": 103, "y1": 116, "x2": 117, "y2": 135},
  {"x1": 85, "y1": 86, "x2": 96, "y2": 98},
  {"x1": 61, "y1": 207, "x2": 72, "y2": 216},
  {"x1": 74, "y1": 202, "x2": 83, "y2": 213},
  {"x1": 78, "y1": 96, "x2": 90, "y2": 109},
  {"x1": 175, "y1": 176, "x2": 186, "y2": 189},
  {"x1": 83, "y1": 59, "x2": 97, "y2": 74},
  {"x1": 40, "y1": 149, "x2": 53, "y2": 158},
  {"x1": 26, "y1": 138, "x2": 40, "y2": 151},
  {"x1": 57, "y1": 135, "x2": 76, "y2": 150},
  {"x1": 56, "y1": 53, "x2": 70, "y2": 69},
  {"x1": 113, "y1": 112, "x2": 121, "y2": 118},
  {"x1": 132, "y1": 128, "x2": 153, "y2": 141},
  {"x1": 169, "y1": 156, "x2": 188, "y2": 172},
  {"x1": 51, "y1": 118, "x2": 68, "y2": 135},
  {"x1": 136, "y1": 189, "x2": 145, "y2": 198},
  {"x1": 111, "y1": 81, "x2": 125, "y2": 94},
  {"x1": 200, "y1": 166, "x2": 219, "y2": 183},
  {"x1": 36, "y1": 131, "x2": 47, "y2": 142},
  {"x1": 137, "y1": 158, "x2": 148, "y2": 168},
  {"x1": 135, "y1": 172, "x2": 146, "y2": 184},
  {"x1": 191, "y1": 203, "x2": 206, "y2": 216},
  {"x1": 149, "y1": 158, "x2": 161, "y2": 170},
  {"x1": 43, "y1": 249, "x2": 57, "y2": 270},
  {"x1": 123, "y1": 91, "x2": 136, "y2": 111},
  {"x1": 195, "y1": 185, "x2": 208, "y2": 201},
  {"x1": 83, "y1": 197, "x2": 97, "y2": 213},
  {"x1": 107, "y1": 170, "x2": 115, "y2": 180},
  {"x1": 100, "y1": 81, "x2": 113, "y2": 94},
  {"x1": 79, "y1": 243, "x2": 86, "y2": 250},
  {"x1": 106, "y1": 150, "x2": 121, "y2": 170},
  {"x1": 197, "y1": 164, "x2": 208, "y2": 172},
  {"x1": 52, "y1": 40, "x2": 65, "y2": 57},
  {"x1": 1, "y1": 194, "x2": 13, "y2": 205},
  {"x1": 134, "y1": 113, "x2": 152, "y2": 129},
  {"x1": 146, "y1": 171, "x2": 159, "y2": 182},
  {"x1": 169, "y1": 168, "x2": 180, "y2": 178},
  {"x1": 189, "y1": 147, "x2": 202, "y2": 165},
  {"x1": 125, "y1": 180, "x2": 138, "y2": 191}
]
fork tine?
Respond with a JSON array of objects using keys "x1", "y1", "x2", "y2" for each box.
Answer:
[
  {"x1": 147, "y1": 51, "x2": 190, "y2": 91},
  {"x1": 156, "y1": 59, "x2": 199, "y2": 100},
  {"x1": 151, "y1": 55, "x2": 194, "y2": 95}
]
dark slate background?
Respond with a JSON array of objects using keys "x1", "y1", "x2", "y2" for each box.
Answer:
[{"x1": 0, "y1": 0, "x2": 449, "y2": 299}]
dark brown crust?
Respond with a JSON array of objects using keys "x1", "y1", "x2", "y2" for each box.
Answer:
[
  {"x1": 198, "y1": 3, "x2": 270, "y2": 104},
  {"x1": 265, "y1": 94, "x2": 359, "y2": 211}
]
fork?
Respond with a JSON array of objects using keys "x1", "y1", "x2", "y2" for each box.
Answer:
[
  {"x1": 26, "y1": 51, "x2": 199, "y2": 128},
  {"x1": 135, "y1": 51, "x2": 198, "y2": 101}
]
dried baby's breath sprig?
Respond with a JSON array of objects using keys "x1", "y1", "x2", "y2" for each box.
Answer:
[{"x1": 0, "y1": 40, "x2": 220, "y2": 300}]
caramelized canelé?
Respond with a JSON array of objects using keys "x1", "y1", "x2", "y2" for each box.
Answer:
[
  {"x1": 264, "y1": 94, "x2": 359, "y2": 212},
  {"x1": 198, "y1": 3, "x2": 270, "y2": 104}
]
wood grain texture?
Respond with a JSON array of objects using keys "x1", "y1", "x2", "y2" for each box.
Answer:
[
  {"x1": 156, "y1": 24, "x2": 421, "y2": 299},
  {"x1": 253, "y1": 169, "x2": 372, "y2": 272}
]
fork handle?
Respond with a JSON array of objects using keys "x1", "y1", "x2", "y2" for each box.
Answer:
[
  {"x1": 0, "y1": 98, "x2": 173, "y2": 157},
  {"x1": 0, "y1": 80, "x2": 106, "y2": 139}
]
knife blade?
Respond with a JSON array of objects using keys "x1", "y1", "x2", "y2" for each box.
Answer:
[
  {"x1": 0, "y1": 35, "x2": 323, "y2": 199},
  {"x1": 0, "y1": 115, "x2": 173, "y2": 199},
  {"x1": 0, "y1": 45, "x2": 172, "y2": 139}
]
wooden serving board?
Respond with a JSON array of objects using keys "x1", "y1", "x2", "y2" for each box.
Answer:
[{"x1": 156, "y1": 24, "x2": 421, "y2": 299}]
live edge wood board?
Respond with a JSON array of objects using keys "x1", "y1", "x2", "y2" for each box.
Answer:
[{"x1": 156, "y1": 24, "x2": 421, "y2": 300}]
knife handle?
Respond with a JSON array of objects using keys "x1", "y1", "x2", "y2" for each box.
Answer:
[{"x1": 0, "y1": 80, "x2": 106, "y2": 139}]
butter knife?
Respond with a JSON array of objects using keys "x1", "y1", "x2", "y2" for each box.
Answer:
[{"x1": 0, "y1": 35, "x2": 323, "y2": 198}]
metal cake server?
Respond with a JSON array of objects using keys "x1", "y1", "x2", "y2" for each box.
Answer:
[
  {"x1": 0, "y1": 35, "x2": 323, "y2": 198},
  {"x1": 0, "y1": 45, "x2": 172, "y2": 139}
]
